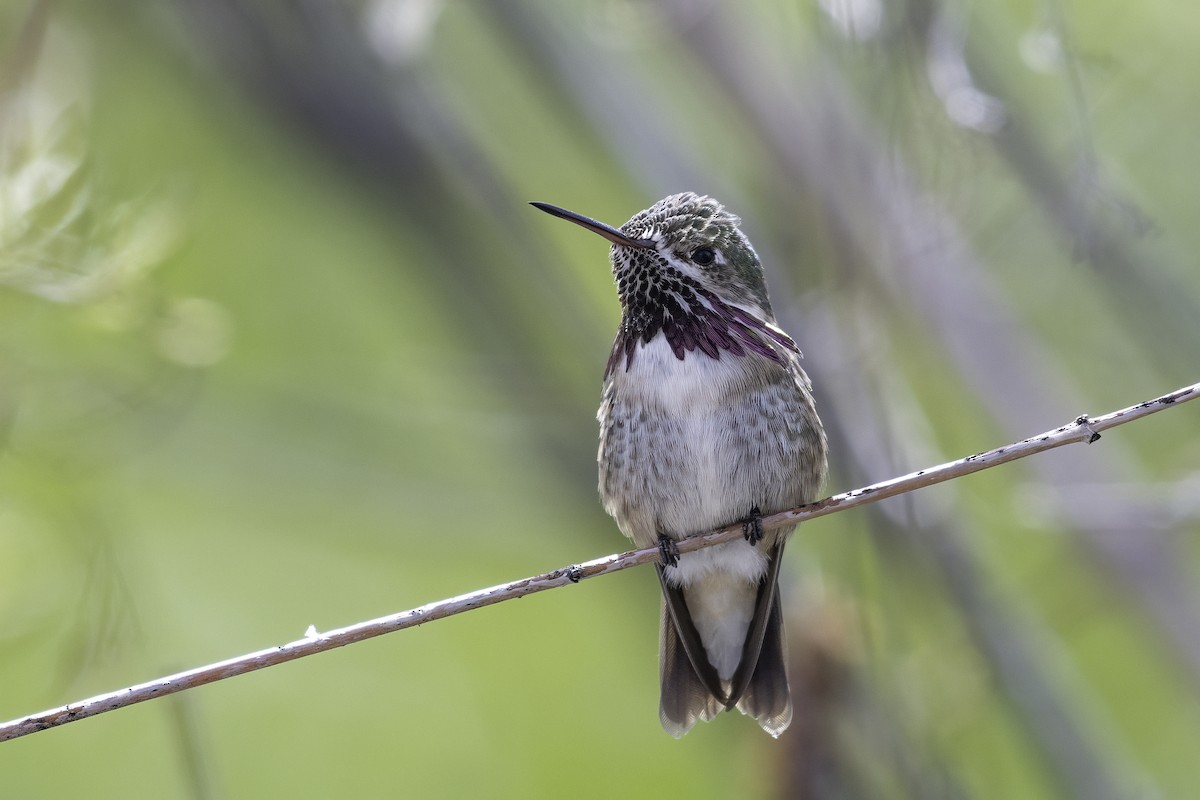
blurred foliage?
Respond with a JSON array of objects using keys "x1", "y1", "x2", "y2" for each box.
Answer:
[{"x1": 1, "y1": 0, "x2": 1199, "y2": 797}]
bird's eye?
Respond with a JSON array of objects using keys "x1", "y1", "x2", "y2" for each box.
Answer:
[{"x1": 691, "y1": 247, "x2": 717, "y2": 266}]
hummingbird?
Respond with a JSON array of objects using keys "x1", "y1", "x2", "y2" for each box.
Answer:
[{"x1": 533, "y1": 193, "x2": 827, "y2": 737}]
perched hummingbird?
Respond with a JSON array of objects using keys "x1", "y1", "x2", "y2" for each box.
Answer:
[{"x1": 533, "y1": 193, "x2": 828, "y2": 737}]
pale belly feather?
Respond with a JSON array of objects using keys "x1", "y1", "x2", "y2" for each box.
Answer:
[{"x1": 598, "y1": 335, "x2": 822, "y2": 587}]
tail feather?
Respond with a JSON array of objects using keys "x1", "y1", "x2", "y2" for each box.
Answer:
[
  {"x1": 727, "y1": 542, "x2": 793, "y2": 737},
  {"x1": 734, "y1": 587, "x2": 792, "y2": 737},
  {"x1": 658, "y1": 600, "x2": 724, "y2": 738},
  {"x1": 656, "y1": 544, "x2": 794, "y2": 738}
]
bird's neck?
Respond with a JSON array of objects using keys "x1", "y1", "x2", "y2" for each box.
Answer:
[{"x1": 607, "y1": 280, "x2": 798, "y2": 378}]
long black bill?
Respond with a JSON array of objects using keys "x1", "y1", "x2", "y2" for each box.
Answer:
[{"x1": 531, "y1": 202, "x2": 655, "y2": 249}]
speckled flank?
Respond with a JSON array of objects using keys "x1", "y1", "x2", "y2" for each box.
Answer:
[{"x1": 599, "y1": 336, "x2": 823, "y2": 552}]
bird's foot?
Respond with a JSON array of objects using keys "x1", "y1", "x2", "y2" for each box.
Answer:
[
  {"x1": 742, "y1": 506, "x2": 765, "y2": 546},
  {"x1": 657, "y1": 534, "x2": 680, "y2": 568}
]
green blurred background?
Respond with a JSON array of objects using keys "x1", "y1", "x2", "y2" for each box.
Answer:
[{"x1": 2, "y1": 0, "x2": 1198, "y2": 797}]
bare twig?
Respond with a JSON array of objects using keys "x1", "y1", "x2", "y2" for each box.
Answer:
[{"x1": 1, "y1": 381, "x2": 1195, "y2": 743}]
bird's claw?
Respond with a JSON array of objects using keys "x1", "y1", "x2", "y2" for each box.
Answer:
[
  {"x1": 742, "y1": 507, "x2": 765, "y2": 546},
  {"x1": 657, "y1": 534, "x2": 680, "y2": 568}
]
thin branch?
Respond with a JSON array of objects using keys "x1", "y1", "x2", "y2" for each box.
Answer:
[{"x1": 1, "y1": 381, "x2": 1196, "y2": 743}]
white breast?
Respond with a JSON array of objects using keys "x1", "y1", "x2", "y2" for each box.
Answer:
[
  {"x1": 607, "y1": 335, "x2": 772, "y2": 586},
  {"x1": 610, "y1": 335, "x2": 742, "y2": 414}
]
